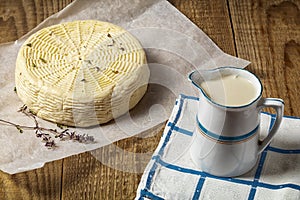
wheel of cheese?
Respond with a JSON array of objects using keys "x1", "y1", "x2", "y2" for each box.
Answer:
[{"x1": 15, "y1": 20, "x2": 149, "y2": 127}]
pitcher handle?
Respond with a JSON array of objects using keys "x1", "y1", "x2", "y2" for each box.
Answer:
[{"x1": 257, "y1": 98, "x2": 284, "y2": 154}]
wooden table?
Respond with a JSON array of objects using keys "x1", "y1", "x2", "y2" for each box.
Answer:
[{"x1": 0, "y1": 0, "x2": 299, "y2": 199}]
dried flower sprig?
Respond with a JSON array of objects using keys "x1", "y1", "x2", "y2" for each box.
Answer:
[{"x1": 0, "y1": 104, "x2": 95, "y2": 149}]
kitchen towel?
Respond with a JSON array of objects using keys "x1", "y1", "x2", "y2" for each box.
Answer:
[{"x1": 136, "y1": 94, "x2": 300, "y2": 200}]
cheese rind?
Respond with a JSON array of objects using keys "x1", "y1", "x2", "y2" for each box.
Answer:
[{"x1": 15, "y1": 20, "x2": 149, "y2": 127}]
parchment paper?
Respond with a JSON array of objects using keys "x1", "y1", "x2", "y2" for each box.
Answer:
[{"x1": 0, "y1": 0, "x2": 250, "y2": 174}]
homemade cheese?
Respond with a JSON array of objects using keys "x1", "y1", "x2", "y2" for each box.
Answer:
[{"x1": 15, "y1": 20, "x2": 149, "y2": 127}]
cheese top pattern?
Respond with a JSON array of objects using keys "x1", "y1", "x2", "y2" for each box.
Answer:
[{"x1": 15, "y1": 20, "x2": 149, "y2": 127}]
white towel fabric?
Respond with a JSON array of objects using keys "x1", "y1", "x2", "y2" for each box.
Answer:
[{"x1": 135, "y1": 94, "x2": 300, "y2": 200}]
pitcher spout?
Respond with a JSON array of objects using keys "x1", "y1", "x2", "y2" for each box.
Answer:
[
  {"x1": 188, "y1": 66, "x2": 262, "y2": 108},
  {"x1": 188, "y1": 70, "x2": 206, "y2": 90},
  {"x1": 188, "y1": 68, "x2": 222, "y2": 100}
]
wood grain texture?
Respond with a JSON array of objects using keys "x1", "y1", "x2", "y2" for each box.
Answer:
[
  {"x1": 169, "y1": 0, "x2": 237, "y2": 56},
  {"x1": 0, "y1": 0, "x2": 299, "y2": 200},
  {"x1": 0, "y1": 0, "x2": 74, "y2": 43},
  {"x1": 0, "y1": 160, "x2": 63, "y2": 200},
  {"x1": 229, "y1": 0, "x2": 300, "y2": 116},
  {"x1": 61, "y1": 124, "x2": 164, "y2": 200}
]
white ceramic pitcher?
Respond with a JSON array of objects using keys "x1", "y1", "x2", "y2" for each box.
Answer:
[{"x1": 188, "y1": 67, "x2": 284, "y2": 177}]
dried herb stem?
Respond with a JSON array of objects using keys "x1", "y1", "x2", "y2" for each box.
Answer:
[
  {"x1": 0, "y1": 119, "x2": 34, "y2": 129},
  {"x1": 0, "y1": 105, "x2": 95, "y2": 149}
]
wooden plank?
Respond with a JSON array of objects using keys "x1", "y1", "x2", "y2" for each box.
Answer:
[
  {"x1": 0, "y1": 160, "x2": 63, "y2": 200},
  {"x1": 0, "y1": 0, "x2": 74, "y2": 43},
  {"x1": 169, "y1": 0, "x2": 237, "y2": 56},
  {"x1": 229, "y1": 0, "x2": 300, "y2": 116},
  {"x1": 61, "y1": 127, "x2": 164, "y2": 200}
]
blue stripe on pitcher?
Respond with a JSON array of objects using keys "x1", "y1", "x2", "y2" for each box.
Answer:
[{"x1": 196, "y1": 116, "x2": 258, "y2": 143}]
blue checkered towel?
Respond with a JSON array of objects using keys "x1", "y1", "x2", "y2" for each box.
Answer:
[{"x1": 135, "y1": 95, "x2": 300, "y2": 200}]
